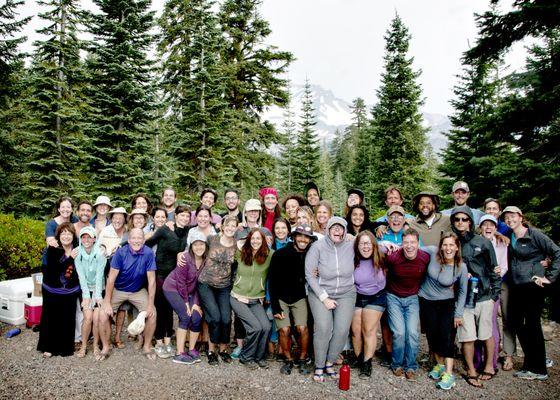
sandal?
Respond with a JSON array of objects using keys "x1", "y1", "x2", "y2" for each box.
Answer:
[
  {"x1": 313, "y1": 368, "x2": 325, "y2": 383},
  {"x1": 325, "y1": 363, "x2": 339, "y2": 380},
  {"x1": 143, "y1": 349, "x2": 156, "y2": 361},
  {"x1": 93, "y1": 347, "x2": 101, "y2": 358},
  {"x1": 479, "y1": 371, "x2": 496, "y2": 381},
  {"x1": 464, "y1": 375, "x2": 483, "y2": 388},
  {"x1": 95, "y1": 350, "x2": 110, "y2": 361},
  {"x1": 75, "y1": 346, "x2": 87, "y2": 358},
  {"x1": 503, "y1": 358, "x2": 514, "y2": 371},
  {"x1": 113, "y1": 340, "x2": 125, "y2": 349}
]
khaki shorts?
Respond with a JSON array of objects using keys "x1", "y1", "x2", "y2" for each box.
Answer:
[
  {"x1": 275, "y1": 298, "x2": 308, "y2": 330},
  {"x1": 457, "y1": 299, "x2": 494, "y2": 342},
  {"x1": 111, "y1": 288, "x2": 149, "y2": 314}
]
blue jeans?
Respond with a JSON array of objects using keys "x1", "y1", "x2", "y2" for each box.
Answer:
[{"x1": 387, "y1": 292, "x2": 420, "y2": 372}]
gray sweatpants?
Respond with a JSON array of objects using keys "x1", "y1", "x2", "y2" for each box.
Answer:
[
  {"x1": 308, "y1": 289, "x2": 356, "y2": 368},
  {"x1": 501, "y1": 280, "x2": 517, "y2": 356},
  {"x1": 230, "y1": 297, "x2": 271, "y2": 362}
]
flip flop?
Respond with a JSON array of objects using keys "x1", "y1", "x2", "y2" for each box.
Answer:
[
  {"x1": 95, "y1": 350, "x2": 110, "y2": 361},
  {"x1": 479, "y1": 371, "x2": 496, "y2": 381},
  {"x1": 143, "y1": 350, "x2": 156, "y2": 361},
  {"x1": 503, "y1": 359, "x2": 514, "y2": 371},
  {"x1": 75, "y1": 347, "x2": 87, "y2": 358},
  {"x1": 465, "y1": 375, "x2": 483, "y2": 388},
  {"x1": 113, "y1": 340, "x2": 125, "y2": 349}
]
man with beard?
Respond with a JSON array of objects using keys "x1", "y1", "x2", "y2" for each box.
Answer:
[
  {"x1": 407, "y1": 192, "x2": 451, "y2": 247},
  {"x1": 220, "y1": 188, "x2": 242, "y2": 224},
  {"x1": 160, "y1": 187, "x2": 177, "y2": 221},
  {"x1": 269, "y1": 224, "x2": 317, "y2": 375},
  {"x1": 74, "y1": 201, "x2": 93, "y2": 232}
]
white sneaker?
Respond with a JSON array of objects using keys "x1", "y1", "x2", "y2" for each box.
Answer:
[{"x1": 155, "y1": 344, "x2": 172, "y2": 359}]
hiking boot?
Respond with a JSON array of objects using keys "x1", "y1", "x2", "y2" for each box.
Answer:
[
  {"x1": 296, "y1": 359, "x2": 311, "y2": 374},
  {"x1": 393, "y1": 367, "x2": 404, "y2": 377},
  {"x1": 257, "y1": 359, "x2": 269, "y2": 369},
  {"x1": 280, "y1": 360, "x2": 294, "y2": 375},
  {"x1": 172, "y1": 352, "x2": 195, "y2": 365},
  {"x1": 428, "y1": 364, "x2": 445, "y2": 380},
  {"x1": 405, "y1": 370, "x2": 417, "y2": 381},
  {"x1": 359, "y1": 358, "x2": 372, "y2": 379},
  {"x1": 436, "y1": 373, "x2": 456, "y2": 390},
  {"x1": 187, "y1": 349, "x2": 201, "y2": 363},
  {"x1": 219, "y1": 351, "x2": 232, "y2": 364},
  {"x1": 207, "y1": 351, "x2": 219, "y2": 366}
]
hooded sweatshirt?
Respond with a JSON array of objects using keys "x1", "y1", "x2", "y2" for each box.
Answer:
[
  {"x1": 75, "y1": 227, "x2": 107, "y2": 300},
  {"x1": 451, "y1": 206, "x2": 500, "y2": 302},
  {"x1": 305, "y1": 216, "x2": 356, "y2": 301}
]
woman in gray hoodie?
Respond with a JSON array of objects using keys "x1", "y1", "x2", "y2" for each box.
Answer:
[{"x1": 305, "y1": 216, "x2": 356, "y2": 382}]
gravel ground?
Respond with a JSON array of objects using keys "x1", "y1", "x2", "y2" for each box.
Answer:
[{"x1": 1, "y1": 321, "x2": 559, "y2": 400}]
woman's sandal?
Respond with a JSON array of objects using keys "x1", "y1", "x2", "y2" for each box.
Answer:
[
  {"x1": 113, "y1": 340, "x2": 125, "y2": 350},
  {"x1": 95, "y1": 350, "x2": 109, "y2": 361},
  {"x1": 503, "y1": 358, "x2": 514, "y2": 371},
  {"x1": 465, "y1": 375, "x2": 483, "y2": 388},
  {"x1": 93, "y1": 347, "x2": 101, "y2": 358},
  {"x1": 313, "y1": 368, "x2": 325, "y2": 383},
  {"x1": 325, "y1": 364, "x2": 339, "y2": 380},
  {"x1": 75, "y1": 346, "x2": 87, "y2": 358},
  {"x1": 479, "y1": 371, "x2": 496, "y2": 381}
]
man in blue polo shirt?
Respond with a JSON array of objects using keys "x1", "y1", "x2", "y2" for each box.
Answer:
[{"x1": 99, "y1": 228, "x2": 157, "y2": 360}]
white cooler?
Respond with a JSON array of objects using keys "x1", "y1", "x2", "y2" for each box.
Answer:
[{"x1": 0, "y1": 277, "x2": 34, "y2": 325}]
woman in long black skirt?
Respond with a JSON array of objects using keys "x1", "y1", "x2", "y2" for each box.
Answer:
[{"x1": 37, "y1": 222, "x2": 81, "y2": 357}]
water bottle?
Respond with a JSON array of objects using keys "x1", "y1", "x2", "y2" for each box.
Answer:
[
  {"x1": 465, "y1": 277, "x2": 479, "y2": 309},
  {"x1": 338, "y1": 360, "x2": 350, "y2": 391},
  {"x1": 5, "y1": 328, "x2": 21, "y2": 338}
]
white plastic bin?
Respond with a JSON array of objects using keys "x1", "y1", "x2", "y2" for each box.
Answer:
[{"x1": 0, "y1": 277, "x2": 34, "y2": 325}]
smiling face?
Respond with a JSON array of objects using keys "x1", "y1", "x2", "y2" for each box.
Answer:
[
  {"x1": 453, "y1": 212, "x2": 471, "y2": 234},
  {"x1": 503, "y1": 212, "x2": 523, "y2": 230},
  {"x1": 307, "y1": 189, "x2": 320, "y2": 207},
  {"x1": 162, "y1": 189, "x2": 176, "y2": 208},
  {"x1": 201, "y1": 192, "x2": 215, "y2": 208},
  {"x1": 328, "y1": 223, "x2": 345, "y2": 243},
  {"x1": 358, "y1": 234, "x2": 373, "y2": 259},
  {"x1": 78, "y1": 203, "x2": 93, "y2": 223},
  {"x1": 59, "y1": 229, "x2": 74, "y2": 246},
  {"x1": 153, "y1": 210, "x2": 167, "y2": 228},
  {"x1": 196, "y1": 209, "x2": 211, "y2": 228},
  {"x1": 222, "y1": 220, "x2": 238, "y2": 238},
  {"x1": 111, "y1": 214, "x2": 125, "y2": 231},
  {"x1": 250, "y1": 231, "x2": 263, "y2": 251},
  {"x1": 95, "y1": 203, "x2": 110, "y2": 216},
  {"x1": 225, "y1": 191, "x2": 240, "y2": 211},
  {"x1": 453, "y1": 189, "x2": 469, "y2": 206},
  {"x1": 402, "y1": 234, "x2": 419, "y2": 260},
  {"x1": 480, "y1": 220, "x2": 497, "y2": 240},
  {"x1": 440, "y1": 237, "x2": 458, "y2": 262},
  {"x1": 316, "y1": 205, "x2": 331, "y2": 226},
  {"x1": 484, "y1": 201, "x2": 500, "y2": 219},
  {"x1": 347, "y1": 193, "x2": 361, "y2": 207},
  {"x1": 246, "y1": 209, "x2": 260, "y2": 224},
  {"x1": 296, "y1": 210, "x2": 309, "y2": 225},
  {"x1": 132, "y1": 214, "x2": 146, "y2": 229},
  {"x1": 385, "y1": 189, "x2": 403, "y2": 207},
  {"x1": 293, "y1": 233, "x2": 311, "y2": 252},
  {"x1": 418, "y1": 196, "x2": 435, "y2": 218},
  {"x1": 134, "y1": 197, "x2": 148, "y2": 212},
  {"x1": 128, "y1": 228, "x2": 145, "y2": 251},
  {"x1": 263, "y1": 194, "x2": 278, "y2": 211},
  {"x1": 191, "y1": 240, "x2": 206, "y2": 258},
  {"x1": 81, "y1": 233, "x2": 95, "y2": 251},
  {"x1": 58, "y1": 200, "x2": 73, "y2": 219},
  {"x1": 350, "y1": 208, "x2": 365, "y2": 228},
  {"x1": 285, "y1": 199, "x2": 299, "y2": 220},
  {"x1": 274, "y1": 221, "x2": 289, "y2": 241},
  {"x1": 388, "y1": 212, "x2": 405, "y2": 232},
  {"x1": 175, "y1": 211, "x2": 190, "y2": 228}
]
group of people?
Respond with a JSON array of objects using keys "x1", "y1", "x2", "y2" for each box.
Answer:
[{"x1": 37, "y1": 181, "x2": 560, "y2": 390}]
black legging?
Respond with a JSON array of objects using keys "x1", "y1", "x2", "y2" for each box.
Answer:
[{"x1": 155, "y1": 276, "x2": 174, "y2": 340}]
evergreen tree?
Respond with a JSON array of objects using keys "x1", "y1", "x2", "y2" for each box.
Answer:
[
  {"x1": 339, "y1": 98, "x2": 365, "y2": 187},
  {"x1": 85, "y1": 0, "x2": 156, "y2": 202},
  {"x1": 17, "y1": 0, "x2": 91, "y2": 216},
  {"x1": 317, "y1": 139, "x2": 335, "y2": 205},
  {"x1": 367, "y1": 14, "x2": 429, "y2": 212},
  {"x1": 0, "y1": 0, "x2": 30, "y2": 211},
  {"x1": 218, "y1": 0, "x2": 294, "y2": 190},
  {"x1": 277, "y1": 98, "x2": 297, "y2": 194},
  {"x1": 292, "y1": 80, "x2": 320, "y2": 192},
  {"x1": 158, "y1": 0, "x2": 230, "y2": 197}
]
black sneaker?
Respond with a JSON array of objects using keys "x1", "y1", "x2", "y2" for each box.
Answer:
[
  {"x1": 359, "y1": 359, "x2": 372, "y2": 379},
  {"x1": 257, "y1": 359, "x2": 269, "y2": 369},
  {"x1": 280, "y1": 360, "x2": 294, "y2": 375},
  {"x1": 240, "y1": 359, "x2": 259, "y2": 370},
  {"x1": 296, "y1": 359, "x2": 311, "y2": 374},
  {"x1": 219, "y1": 351, "x2": 232, "y2": 363},
  {"x1": 350, "y1": 353, "x2": 364, "y2": 369},
  {"x1": 207, "y1": 351, "x2": 219, "y2": 366}
]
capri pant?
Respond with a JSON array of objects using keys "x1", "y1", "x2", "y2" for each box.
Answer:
[
  {"x1": 419, "y1": 296, "x2": 455, "y2": 358},
  {"x1": 164, "y1": 290, "x2": 202, "y2": 332}
]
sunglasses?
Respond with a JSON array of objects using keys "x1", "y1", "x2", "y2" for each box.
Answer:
[{"x1": 454, "y1": 217, "x2": 470, "y2": 222}]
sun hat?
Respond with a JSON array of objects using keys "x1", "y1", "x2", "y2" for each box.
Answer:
[
  {"x1": 108, "y1": 206, "x2": 128, "y2": 216},
  {"x1": 93, "y1": 195, "x2": 113, "y2": 208},
  {"x1": 127, "y1": 311, "x2": 147, "y2": 336},
  {"x1": 502, "y1": 206, "x2": 523, "y2": 216},
  {"x1": 129, "y1": 208, "x2": 148, "y2": 217},
  {"x1": 290, "y1": 223, "x2": 317, "y2": 241},
  {"x1": 244, "y1": 199, "x2": 261, "y2": 212}
]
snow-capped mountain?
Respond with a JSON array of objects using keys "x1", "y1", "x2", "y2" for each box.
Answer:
[{"x1": 261, "y1": 83, "x2": 451, "y2": 155}]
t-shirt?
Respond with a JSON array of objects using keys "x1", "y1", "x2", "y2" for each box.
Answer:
[
  {"x1": 111, "y1": 244, "x2": 156, "y2": 293},
  {"x1": 385, "y1": 248, "x2": 429, "y2": 297},
  {"x1": 198, "y1": 235, "x2": 237, "y2": 288},
  {"x1": 354, "y1": 259, "x2": 386, "y2": 296}
]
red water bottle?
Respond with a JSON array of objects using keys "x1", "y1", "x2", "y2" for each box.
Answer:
[{"x1": 339, "y1": 360, "x2": 350, "y2": 391}]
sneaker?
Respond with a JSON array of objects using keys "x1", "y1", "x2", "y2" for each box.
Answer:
[
  {"x1": 393, "y1": 367, "x2": 404, "y2": 377},
  {"x1": 172, "y1": 352, "x2": 195, "y2": 365},
  {"x1": 165, "y1": 344, "x2": 175, "y2": 356},
  {"x1": 187, "y1": 349, "x2": 201, "y2": 363},
  {"x1": 546, "y1": 358, "x2": 554, "y2": 368},
  {"x1": 428, "y1": 364, "x2": 445, "y2": 380},
  {"x1": 257, "y1": 359, "x2": 269, "y2": 369},
  {"x1": 207, "y1": 351, "x2": 219, "y2": 366},
  {"x1": 514, "y1": 370, "x2": 548, "y2": 380},
  {"x1": 436, "y1": 373, "x2": 456, "y2": 390},
  {"x1": 296, "y1": 359, "x2": 311, "y2": 374},
  {"x1": 231, "y1": 346, "x2": 242, "y2": 359},
  {"x1": 155, "y1": 344, "x2": 172, "y2": 359},
  {"x1": 380, "y1": 353, "x2": 392, "y2": 368},
  {"x1": 359, "y1": 359, "x2": 372, "y2": 379},
  {"x1": 280, "y1": 360, "x2": 294, "y2": 375},
  {"x1": 350, "y1": 353, "x2": 363, "y2": 369},
  {"x1": 219, "y1": 351, "x2": 232, "y2": 363},
  {"x1": 405, "y1": 370, "x2": 417, "y2": 381},
  {"x1": 240, "y1": 359, "x2": 259, "y2": 370}
]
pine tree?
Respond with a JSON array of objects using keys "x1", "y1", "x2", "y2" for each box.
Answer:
[
  {"x1": 292, "y1": 80, "x2": 320, "y2": 192},
  {"x1": 218, "y1": 0, "x2": 294, "y2": 189},
  {"x1": 339, "y1": 98, "x2": 365, "y2": 188},
  {"x1": 277, "y1": 97, "x2": 297, "y2": 194},
  {"x1": 85, "y1": 0, "x2": 156, "y2": 202},
  {"x1": 317, "y1": 139, "x2": 335, "y2": 204},
  {"x1": 16, "y1": 0, "x2": 91, "y2": 216},
  {"x1": 158, "y1": 0, "x2": 230, "y2": 198},
  {"x1": 367, "y1": 14, "x2": 429, "y2": 212},
  {"x1": 0, "y1": 0, "x2": 30, "y2": 211}
]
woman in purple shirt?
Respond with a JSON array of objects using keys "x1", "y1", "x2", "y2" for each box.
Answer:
[
  {"x1": 163, "y1": 231, "x2": 207, "y2": 365},
  {"x1": 350, "y1": 230, "x2": 387, "y2": 379}
]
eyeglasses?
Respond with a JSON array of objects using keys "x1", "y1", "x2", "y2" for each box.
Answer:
[
  {"x1": 225, "y1": 196, "x2": 238, "y2": 201},
  {"x1": 389, "y1": 215, "x2": 404, "y2": 220},
  {"x1": 454, "y1": 217, "x2": 470, "y2": 222},
  {"x1": 359, "y1": 242, "x2": 372, "y2": 247}
]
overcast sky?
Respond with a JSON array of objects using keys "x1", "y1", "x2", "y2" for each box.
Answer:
[{"x1": 16, "y1": 0, "x2": 527, "y2": 115}]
